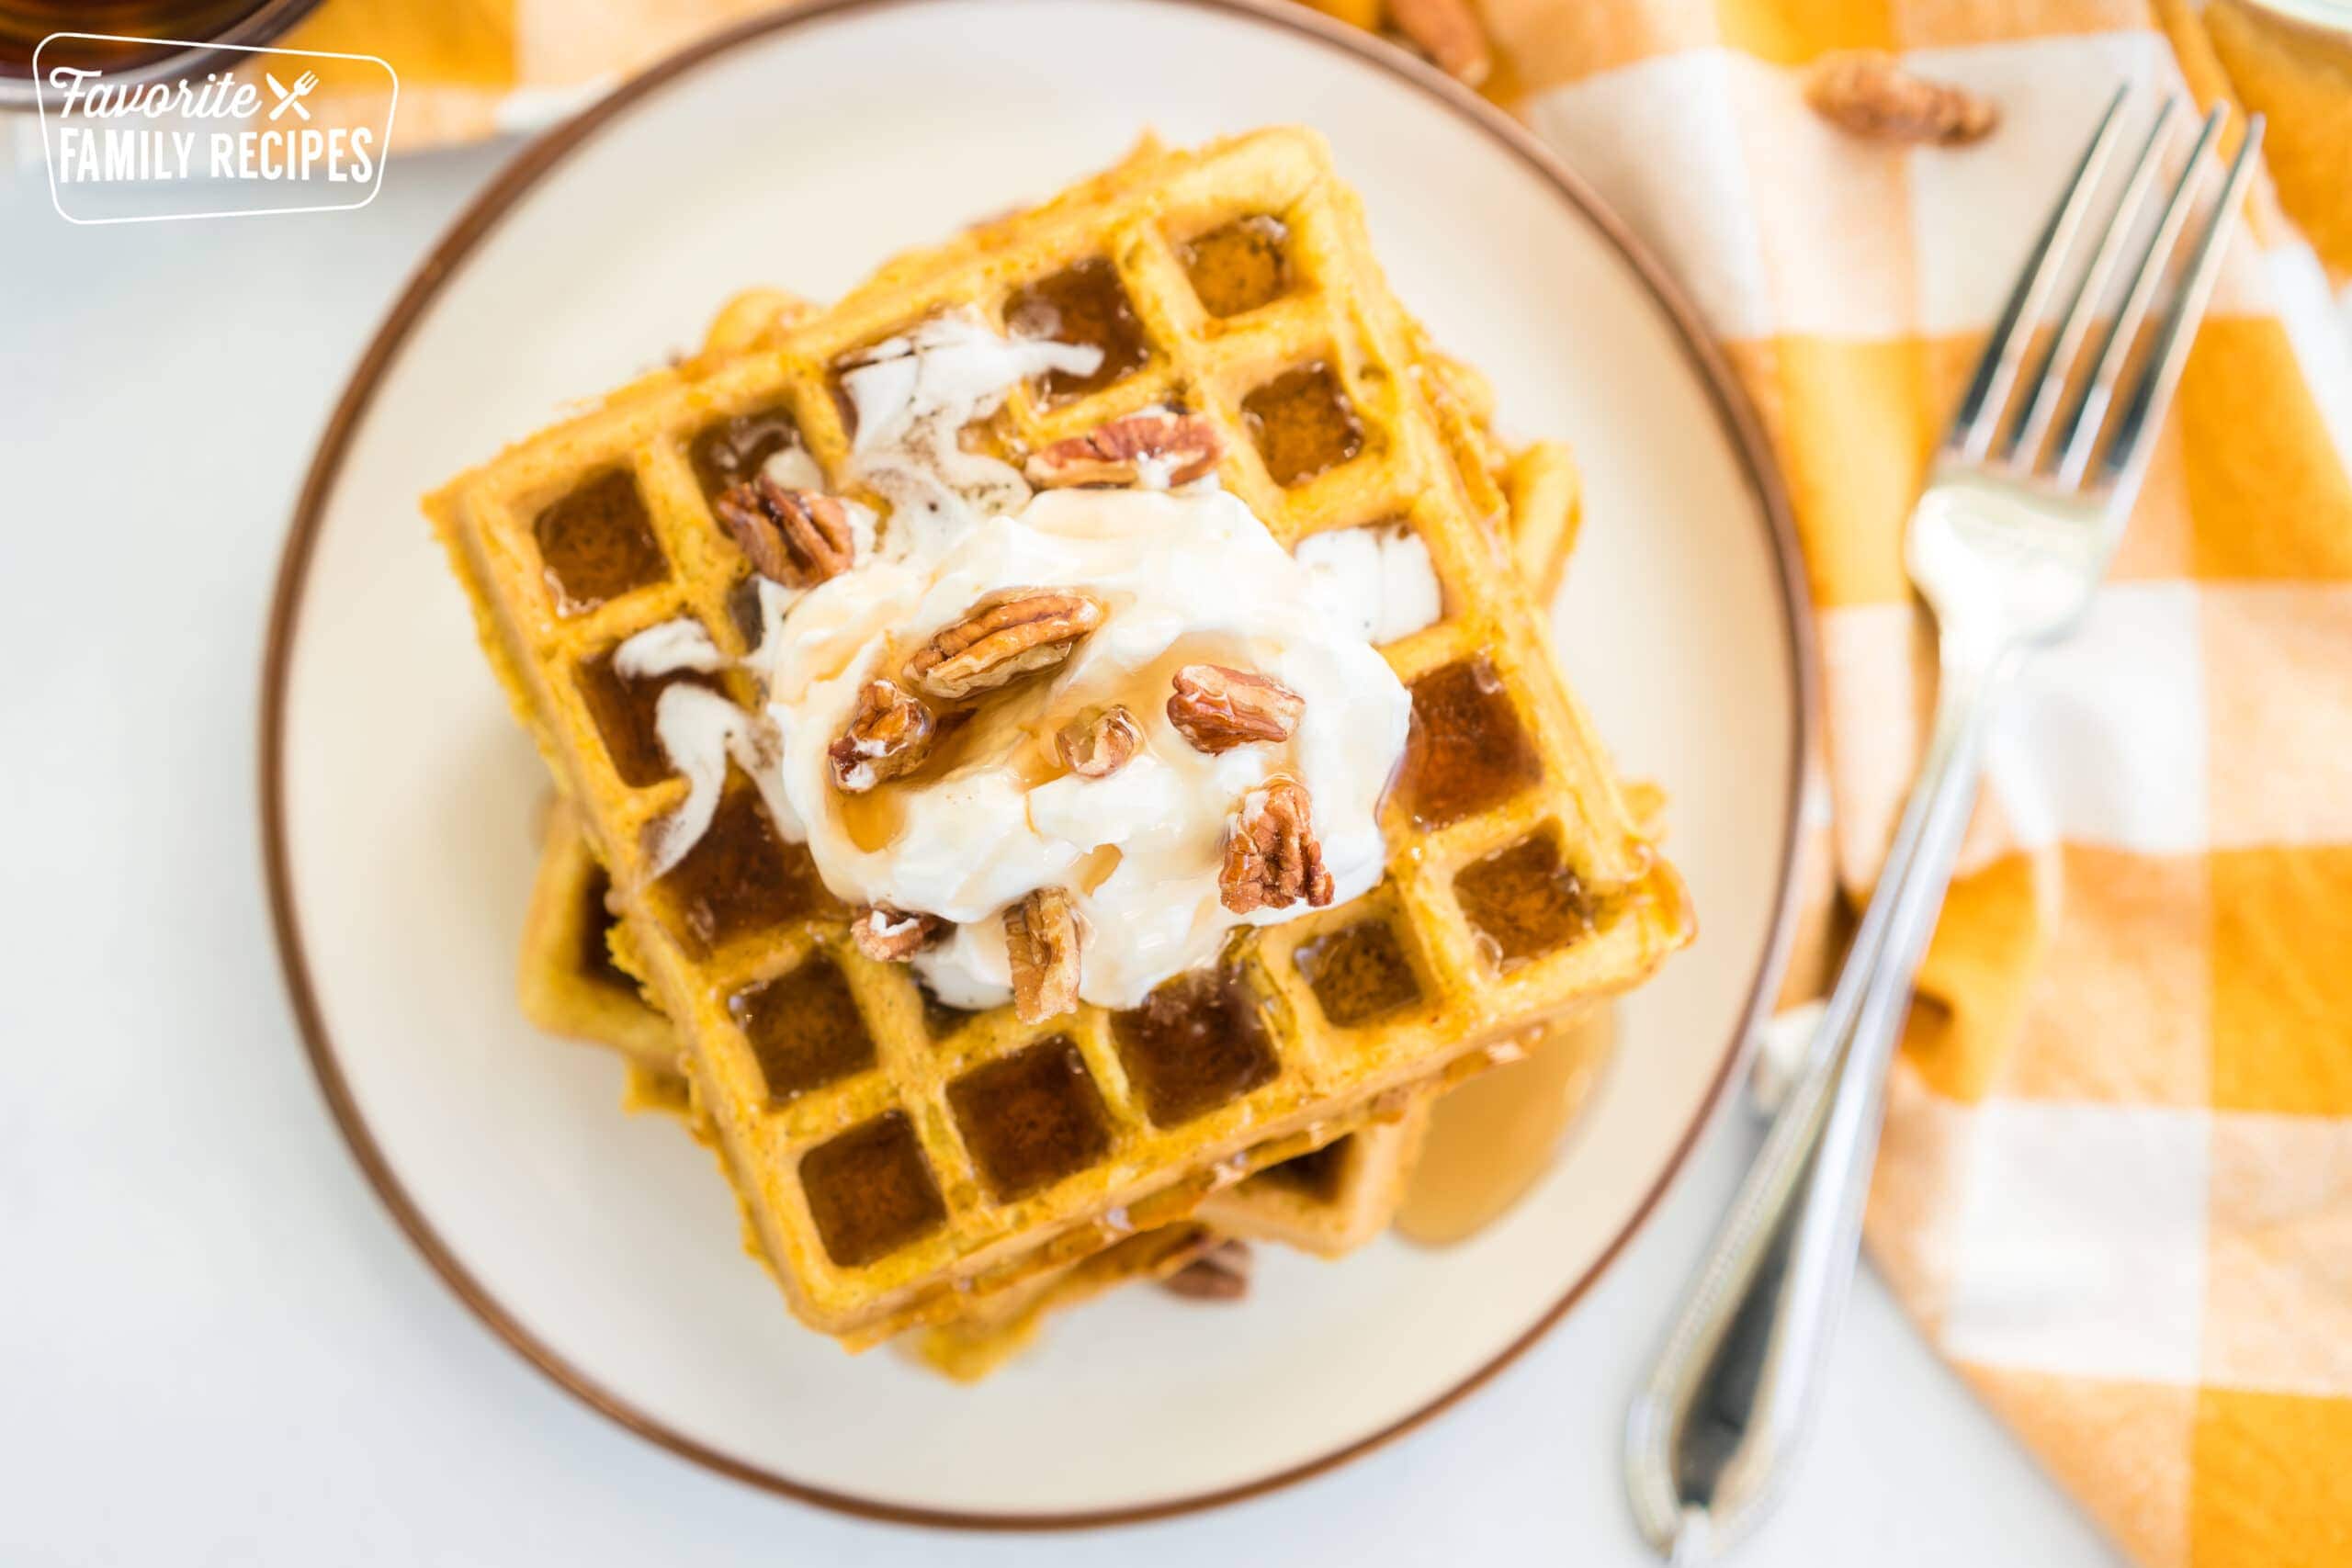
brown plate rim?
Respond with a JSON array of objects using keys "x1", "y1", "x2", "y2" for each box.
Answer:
[{"x1": 257, "y1": 0, "x2": 1819, "y2": 1533}]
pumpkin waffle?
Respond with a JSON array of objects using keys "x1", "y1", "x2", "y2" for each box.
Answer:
[
  {"x1": 1194, "y1": 1103, "x2": 1430, "y2": 1258},
  {"x1": 520, "y1": 800, "x2": 1244, "y2": 1378},
  {"x1": 514, "y1": 283, "x2": 1584, "y2": 1262},
  {"x1": 516, "y1": 801, "x2": 1396, "y2": 1375},
  {"x1": 520, "y1": 797, "x2": 1434, "y2": 1255},
  {"x1": 904, "y1": 1222, "x2": 1222, "y2": 1382},
  {"x1": 430, "y1": 125, "x2": 1689, "y2": 1347},
  {"x1": 690, "y1": 279, "x2": 1581, "y2": 607}
]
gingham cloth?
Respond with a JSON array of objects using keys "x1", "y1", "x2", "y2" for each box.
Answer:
[
  {"x1": 1486, "y1": 4, "x2": 2352, "y2": 1563},
  {"x1": 268, "y1": 0, "x2": 2352, "y2": 1560}
]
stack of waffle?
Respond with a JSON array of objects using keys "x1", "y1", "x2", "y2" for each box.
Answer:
[{"x1": 432, "y1": 127, "x2": 1690, "y2": 1372}]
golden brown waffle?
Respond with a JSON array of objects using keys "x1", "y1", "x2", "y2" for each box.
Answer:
[
  {"x1": 516, "y1": 797, "x2": 678, "y2": 1072},
  {"x1": 905, "y1": 1221, "x2": 1220, "y2": 1382},
  {"x1": 514, "y1": 798, "x2": 1521, "y2": 1366},
  {"x1": 1194, "y1": 1104, "x2": 1430, "y2": 1257},
  {"x1": 520, "y1": 798, "x2": 1424, "y2": 1247},
  {"x1": 694, "y1": 274, "x2": 1580, "y2": 604},
  {"x1": 522, "y1": 802, "x2": 1246, "y2": 1377},
  {"x1": 431, "y1": 126, "x2": 1690, "y2": 1345},
  {"x1": 508, "y1": 353, "x2": 1595, "y2": 1307}
]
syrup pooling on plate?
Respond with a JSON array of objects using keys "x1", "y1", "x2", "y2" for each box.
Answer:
[{"x1": 1396, "y1": 1009, "x2": 1618, "y2": 1246}]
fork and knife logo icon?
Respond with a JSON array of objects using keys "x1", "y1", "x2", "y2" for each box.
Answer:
[{"x1": 264, "y1": 70, "x2": 319, "y2": 122}]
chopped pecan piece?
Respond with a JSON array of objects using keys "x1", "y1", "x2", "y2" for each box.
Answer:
[
  {"x1": 903, "y1": 588, "x2": 1105, "y2": 701},
  {"x1": 712, "y1": 475, "x2": 856, "y2": 586},
  {"x1": 1220, "y1": 777, "x2": 1334, "y2": 914},
  {"x1": 1056, "y1": 705, "x2": 1142, "y2": 779},
  {"x1": 828, "y1": 679, "x2": 934, "y2": 792},
  {"x1": 1025, "y1": 410, "x2": 1225, "y2": 490},
  {"x1": 1804, "y1": 51, "x2": 1997, "y2": 146},
  {"x1": 1004, "y1": 887, "x2": 1081, "y2": 1023},
  {"x1": 1168, "y1": 664, "x2": 1304, "y2": 753},
  {"x1": 851, "y1": 904, "x2": 946, "y2": 962},
  {"x1": 1161, "y1": 1238, "x2": 1253, "y2": 1302},
  {"x1": 1390, "y1": 0, "x2": 1491, "y2": 86}
]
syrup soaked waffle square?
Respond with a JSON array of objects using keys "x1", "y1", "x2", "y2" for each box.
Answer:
[
  {"x1": 521, "y1": 801, "x2": 1432, "y2": 1261},
  {"x1": 520, "y1": 805, "x2": 1396, "y2": 1377},
  {"x1": 435, "y1": 127, "x2": 1690, "y2": 1345}
]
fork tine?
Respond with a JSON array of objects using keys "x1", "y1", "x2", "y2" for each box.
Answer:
[
  {"x1": 2051, "y1": 105, "x2": 2228, "y2": 489},
  {"x1": 2007, "y1": 98, "x2": 2180, "y2": 466},
  {"x1": 1948, "y1": 85, "x2": 2132, "y2": 462},
  {"x1": 2088, "y1": 116, "x2": 2266, "y2": 492}
]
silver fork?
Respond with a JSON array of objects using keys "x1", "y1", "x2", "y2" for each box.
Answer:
[{"x1": 1624, "y1": 88, "x2": 2265, "y2": 1562}]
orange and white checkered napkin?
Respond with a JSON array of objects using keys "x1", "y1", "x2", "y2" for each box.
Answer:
[
  {"x1": 1479, "y1": 3, "x2": 2352, "y2": 1564},
  {"x1": 281, "y1": 0, "x2": 2351, "y2": 1559}
]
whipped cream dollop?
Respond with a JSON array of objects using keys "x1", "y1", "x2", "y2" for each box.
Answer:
[
  {"x1": 751, "y1": 486, "x2": 1412, "y2": 1010},
  {"x1": 839, "y1": 313, "x2": 1100, "y2": 555},
  {"x1": 1295, "y1": 522, "x2": 1442, "y2": 646}
]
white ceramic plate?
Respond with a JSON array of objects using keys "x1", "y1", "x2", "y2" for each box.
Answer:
[{"x1": 263, "y1": 0, "x2": 1809, "y2": 1527}]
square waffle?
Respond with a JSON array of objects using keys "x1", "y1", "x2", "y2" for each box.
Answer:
[
  {"x1": 513, "y1": 280, "x2": 1588, "y2": 1277},
  {"x1": 1194, "y1": 1109, "x2": 1430, "y2": 1258},
  {"x1": 522, "y1": 797, "x2": 1435, "y2": 1259},
  {"x1": 431, "y1": 126, "x2": 1689, "y2": 1346},
  {"x1": 519, "y1": 800, "x2": 1387, "y2": 1375}
]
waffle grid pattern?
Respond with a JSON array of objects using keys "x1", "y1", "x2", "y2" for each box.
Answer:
[
  {"x1": 519, "y1": 797, "x2": 1426, "y2": 1248},
  {"x1": 431, "y1": 128, "x2": 1688, "y2": 1343}
]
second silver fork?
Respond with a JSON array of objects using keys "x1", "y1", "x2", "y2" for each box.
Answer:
[{"x1": 1624, "y1": 86, "x2": 2266, "y2": 1562}]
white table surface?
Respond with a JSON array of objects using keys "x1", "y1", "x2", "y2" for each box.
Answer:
[{"x1": 0, "y1": 136, "x2": 2120, "y2": 1568}]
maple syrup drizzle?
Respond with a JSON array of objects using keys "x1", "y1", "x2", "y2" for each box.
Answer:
[{"x1": 1395, "y1": 1007, "x2": 1617, "y2": 1247}]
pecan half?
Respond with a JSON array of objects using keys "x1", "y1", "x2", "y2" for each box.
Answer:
[
  {"x1": 851, "y1": 904, "x2": 946, "y2": 962},
  {"x1": 1220, "y1": 777, "x2": 1334, "y2": 914},
  {"x1": 1056, "y1": 705, "x2": 1141, "y2": 779},
  {"x1": 1390, "y1": 0, "x2": 1491, "y2": 86},
  {"x1": 1004, "y1": 887, "x2": 1081, "y2": 1023},
  {"x1": 903, "y1": 588, "x2": 1105, "y2": 701},
  {"x1": 1161, "y1": 1239, "x2": 1253, "y2": 1303},
  {"x1": 1804, "y1": 51, "x2": 1997, "y2": 146},
  {"x1": 1025, "y1": 410, "x2": 1225, "y2": 490},
  {"x1": 828, "y1": 679, "x2": 934, "y2": 792},
  {"x1": 1168, "y1": 664, "x2": 1304, "y2": 754},
  {"x1": 712, "y1": 476, "x2": 856, "y2": 586}
]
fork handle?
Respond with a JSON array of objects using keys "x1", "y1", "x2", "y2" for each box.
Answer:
[{"x1": 1627, "y1": 640, "x2": 2015, "y2": 1561}]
